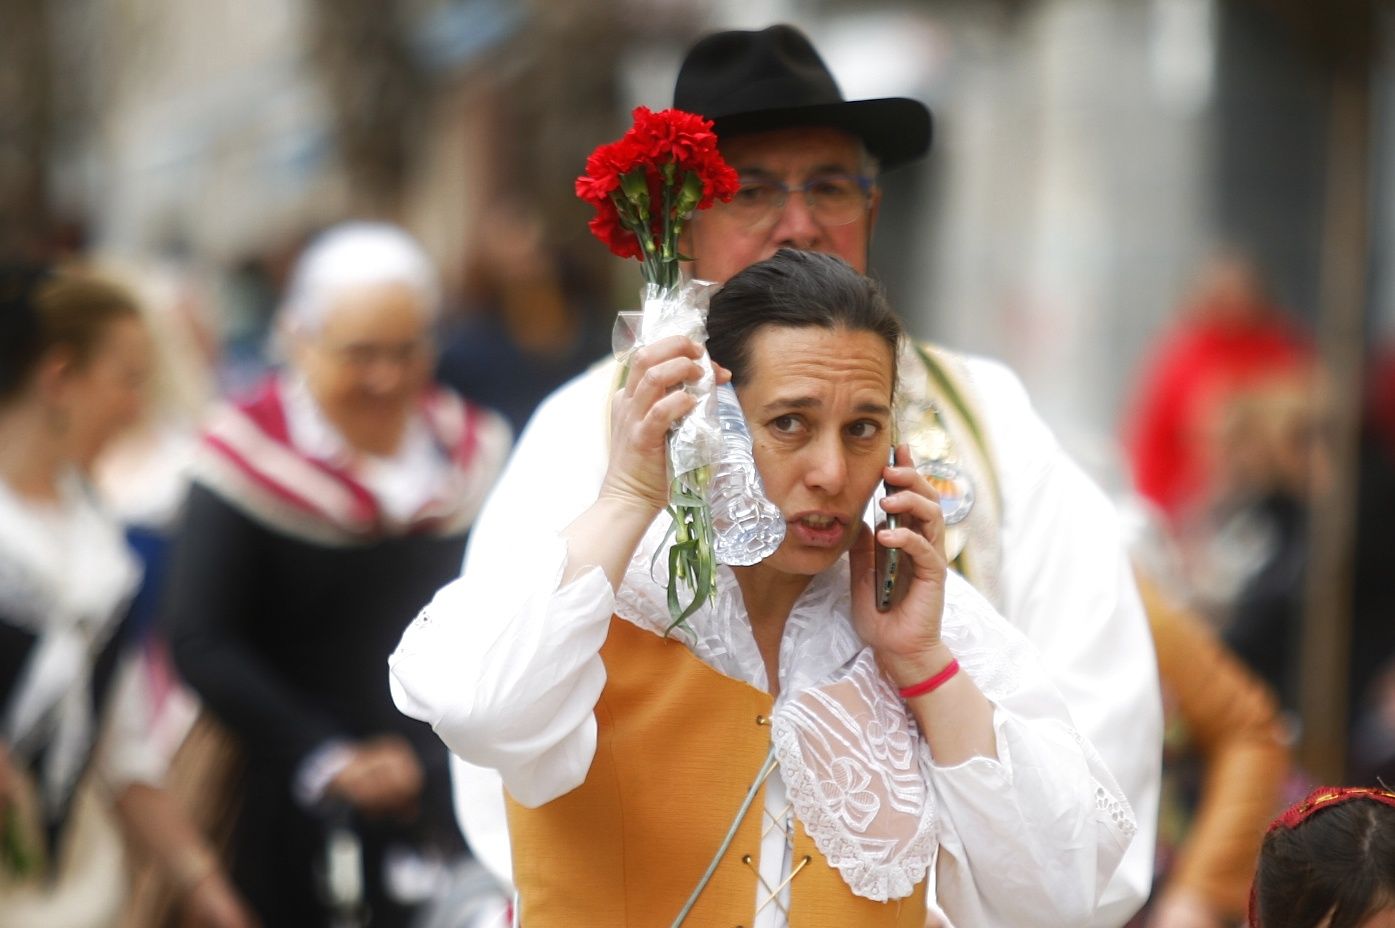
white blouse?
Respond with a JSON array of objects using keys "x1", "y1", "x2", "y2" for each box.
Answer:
[
  {"x1": 390, "y1": 517, "x2": 1136, "y2": 926},
  {"x1": 0, "y1": 472, "x2": 142, "y2": 808}
]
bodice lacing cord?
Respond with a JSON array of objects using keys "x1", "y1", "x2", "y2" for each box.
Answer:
[
  {"x1": 671, "y1": 744, "x2": 796, "y2": 927},
  {"x1": 746, "y1": 790, "x2": 809, "y2": 918}
]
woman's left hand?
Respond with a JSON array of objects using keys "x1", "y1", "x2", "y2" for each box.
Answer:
[
  {"x1": 849, "y1": 444, "x2": 952, "y2": 688},
  {"x1": 326, "y1": 735, "x2": 423, "y2": 819}
]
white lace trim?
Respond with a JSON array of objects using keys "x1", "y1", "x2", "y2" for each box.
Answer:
[
  {"x1": 1071, "y1": 727, "x2": 1139, "y2": 842},
  {"x1": 1096, "y1": 785, "x2": 1137, "y2": 839},
  {"x1": 771, "y1": 649, "x2": 938, "y2": 901}
]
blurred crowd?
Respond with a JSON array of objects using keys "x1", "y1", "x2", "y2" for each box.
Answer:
[{"x1": 0, "y1": 220, "x2": 550, "y2": 927}]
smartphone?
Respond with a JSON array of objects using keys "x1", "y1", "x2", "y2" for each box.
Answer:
[{"x1": 875, "y1": 449, "x2": 902, "y2": 612}]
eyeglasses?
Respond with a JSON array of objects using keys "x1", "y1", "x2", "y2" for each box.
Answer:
[
  {"x1": 721, "y1": 174, "x2": 874, "y2": 228},
  {"x1": 317, "y1": 335, "x2": 432, "y2": 370}
]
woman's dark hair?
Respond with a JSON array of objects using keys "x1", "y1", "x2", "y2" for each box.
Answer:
[
  {"x1": 0, "y1": 265, "x2": 139, "y2": 404},
  {"x1": 706, "y1": 249, "x2": 902, "y2": 387},
  {"x1": 1253, "y1": 797, "x2": 1395, "y2": 928}
]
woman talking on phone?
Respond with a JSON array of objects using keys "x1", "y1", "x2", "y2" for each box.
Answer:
[{"x1": 391, "y1": 249, "x2": 1135, "y2": 926}]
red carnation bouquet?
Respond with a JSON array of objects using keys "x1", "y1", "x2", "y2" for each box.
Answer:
[
  {"x1": 577, "y1": 107, "x2": 740, "y2": 630},
  {"x1": 576, "y1": 106, "x2": 739, "y2": 289}
]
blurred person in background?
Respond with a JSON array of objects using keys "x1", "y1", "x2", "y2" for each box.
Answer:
[
  {"x1": 435, "y1": 198, "x2": 611, "y2": 435},
  {"x1": 1195, "y1": 369, "x2": 1328, "y2": 714},
  {"x1": 1123, "y1": 351, "x2": 1325, "y2": 928},
  {"x1": 1248, "y1": 786, "x2": 1395, "y2": 928},
  {"x1": 165, "y1": 223, "x2": 511, "y2": 926},
  {"x1": 394, "y1": 23, "x2": 1161, "y2": 927},
  {"x1": 0, "y1": 266, "x2": 253, "y2": 927},
  {"x1": 76, "y1": 258, "x2": 256, "y2": 928},
  {"x1": 1126, "y1": 248, "x2": 1313, "y2": 527}
]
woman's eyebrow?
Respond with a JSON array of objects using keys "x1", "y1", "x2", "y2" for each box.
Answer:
[
  {"x1": 760, "y1": 396, "x2": 821, "y2": 414},
  {"x1": 759, "y1": 397, "x2": 891, "y2": 416}
]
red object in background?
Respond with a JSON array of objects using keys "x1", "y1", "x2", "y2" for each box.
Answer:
[{"x1": 1126, "y1": 308, "x2": 1312, "y2": 521}]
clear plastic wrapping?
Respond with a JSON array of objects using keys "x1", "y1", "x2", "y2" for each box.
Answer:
[{"x1": 613, "y1": 280, "x2": 784, "y2": 569}]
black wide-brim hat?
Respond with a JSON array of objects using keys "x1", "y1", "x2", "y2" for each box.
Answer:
[{"x1": 673, "y1": 24, "x2": 933, "y2": 170}]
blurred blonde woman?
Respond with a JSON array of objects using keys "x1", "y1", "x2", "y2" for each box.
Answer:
[{"x1": 0, "y1": 265, "x2": 253, "y2": 927}]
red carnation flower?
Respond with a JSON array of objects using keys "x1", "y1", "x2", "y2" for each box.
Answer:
[{"x1": 576, "y1": 107, "x2": 738, "y2": 286}]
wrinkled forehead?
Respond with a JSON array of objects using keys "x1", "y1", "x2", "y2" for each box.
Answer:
[
  {"x1": 717, "y1": 127, "x2": 867, "y2": 178},
  {"x1": 744, "y1": 324, "x2": 896, "y2": 392}
]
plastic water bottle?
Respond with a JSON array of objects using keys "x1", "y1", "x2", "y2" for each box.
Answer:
[{"x1": 708, "y1": 383, "x2": 785, "y2": 566}]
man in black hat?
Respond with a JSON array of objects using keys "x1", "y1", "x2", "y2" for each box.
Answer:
[
  {"x1": 673, "y1": 36, "x2": 1156, "y2": 924},
  {"x1": 672, "y1": 24, "x2": 929, "y2": 286},
  {"x1": 391, "y1": 23, "x2": 1158, "y2": 928}
]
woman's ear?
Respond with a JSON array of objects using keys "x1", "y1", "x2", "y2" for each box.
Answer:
[
  {"x1": 33, "y1": 346, "x2": 75, "y2": 404},
  {"x1": 32, "y1": 347, "x2": 77, "y2": 435}
]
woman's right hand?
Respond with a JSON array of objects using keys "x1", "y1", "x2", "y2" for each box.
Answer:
[
  {"x1": 599, "y1": 336, "x2": 709, "y2": 516},
  {"x1": 562, "y1": 337, "x2": 725, "y2": 590}
]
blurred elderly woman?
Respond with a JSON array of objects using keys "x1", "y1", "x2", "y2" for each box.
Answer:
[{"x1": 166, "y1": 223, "x2": 511, "y2": 926}]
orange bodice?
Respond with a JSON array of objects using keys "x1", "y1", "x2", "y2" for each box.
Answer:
[{"x1": 505, "y1": 616, "x2": 927, "y2": 926}]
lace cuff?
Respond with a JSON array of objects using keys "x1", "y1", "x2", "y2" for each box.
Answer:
[{"x1": 771, "y1": 649, "x2": 937, "y2": 901}]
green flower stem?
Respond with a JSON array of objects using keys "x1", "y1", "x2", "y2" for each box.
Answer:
[
  {"x1": 665, "y1": 465, "x2": 716, "y2": 635},
  {"x1": 660, "y1": 164, "x2": 677, "y2": 288}
]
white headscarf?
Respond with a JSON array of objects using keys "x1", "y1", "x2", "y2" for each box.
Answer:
[{"x1": 279, "y1": 222, "x2": 441, "y2": 336}]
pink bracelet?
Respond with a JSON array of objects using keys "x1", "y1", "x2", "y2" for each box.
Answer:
[{"x1": 897, "y1": 658, "x2": 960, "y2": 699}]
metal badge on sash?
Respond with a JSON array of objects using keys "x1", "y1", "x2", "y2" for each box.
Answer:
[
  {"x1": 919, "y1": 460, "x2": 974, "y2": 526},
  {"x1": 905, "y1": 404, "x2": 976, "y2": 562}
]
